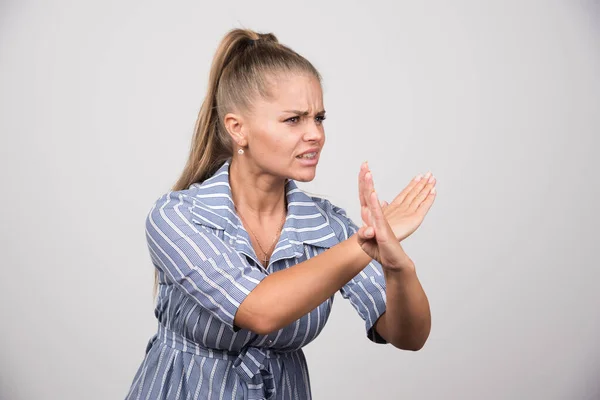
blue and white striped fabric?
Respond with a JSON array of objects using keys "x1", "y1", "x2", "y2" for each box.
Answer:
[{"x1": 126, "y1": 159, "x2": 388, "y2": 400}]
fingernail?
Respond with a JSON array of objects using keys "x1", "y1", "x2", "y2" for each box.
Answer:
[
  {"x1": 431, "y1": 187, "x2": 436, "y2": 194},
  {"x1": 414, "y1": 174, "x2": 423, "y2": 181},
  {"x1": 428, "y1": 174, "x2": 435, "y2": 183},
  {"x1": 424, "y1": 171, "x2": 432, "y2": 179}
]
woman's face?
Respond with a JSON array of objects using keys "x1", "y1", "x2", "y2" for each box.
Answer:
[{"x1": 239, "y1": 73, "x2": 326, "y2": 182}]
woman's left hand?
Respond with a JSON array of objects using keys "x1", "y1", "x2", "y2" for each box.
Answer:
[{"x1": 356, "y1": 164, "x2": 422, "y2": 271}]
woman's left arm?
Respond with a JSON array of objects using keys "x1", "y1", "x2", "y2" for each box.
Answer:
[
  {"x1": 374, "y1": 249, "x2": 431, "y2": 351},
  {"x1": 355, "y1": 162, "x2": 435, "y2": 351}
]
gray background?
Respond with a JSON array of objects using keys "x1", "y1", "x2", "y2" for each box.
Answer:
[{"x1": 1, "y1": 0, "x2": 599, "y2": 399}]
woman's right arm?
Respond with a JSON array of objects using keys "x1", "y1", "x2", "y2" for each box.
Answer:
[
  {"x1": 146, "y1": 189, "x2": 372, "y2": 336},
  {"x1": 235, "y1": 232, "x2": 372, "y2": 334},
  {"x1": 236, "y1": 162, "x2": 377, "y2": 334}
]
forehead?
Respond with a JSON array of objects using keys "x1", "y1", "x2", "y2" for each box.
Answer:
[{"x1": 261, "y1": 73, "x2": 323, "y2": 110}]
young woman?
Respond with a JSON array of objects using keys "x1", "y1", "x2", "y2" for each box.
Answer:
[{"x1": 126, "y1": 28, "x2": 436, "y2": 400}]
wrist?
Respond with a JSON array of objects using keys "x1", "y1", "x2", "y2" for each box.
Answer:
[
  {"x1": 350, "y1": 232, "x2": 373, "y2": 265},
  {"x1": 384, "y1": 265, "x2": 416, "y2": 285},
  {"x1": 383, "y1": 254, "x2": 415, "y2": 274}
]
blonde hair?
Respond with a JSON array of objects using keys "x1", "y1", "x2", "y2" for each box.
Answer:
[{"x1": 153, "y1": 28, "x2": 322, "y2": 297}]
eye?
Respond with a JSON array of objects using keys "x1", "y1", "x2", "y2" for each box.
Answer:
[
  {"x1": 316, "y1": 115, "x2": 326, "y2": 124},
  {"x1": 285, "y1": 116, "x2": 300, "y2": 124}
]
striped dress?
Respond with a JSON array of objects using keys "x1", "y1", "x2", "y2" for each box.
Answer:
[{"x1": 126, "y1": 159, "x2": 388, "y2": 400}]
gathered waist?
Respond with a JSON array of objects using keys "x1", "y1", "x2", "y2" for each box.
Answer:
[
  {"x1": 154, "y1": 323, "x2": 288, "y2": 361},
  {"x1": 150, "y1": 323, "x2": 303, "y2": 400}
]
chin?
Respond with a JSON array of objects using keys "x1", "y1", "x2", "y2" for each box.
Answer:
[{"x1": 290, "y1": 169, "x2": 317, "y2": 183}]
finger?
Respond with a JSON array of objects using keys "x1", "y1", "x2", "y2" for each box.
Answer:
[
  {"x1": 367, "y1": 189, "x2": 391, "y2": 242},
  {"x1": 409, "y1": 174, "x2": 436, "y2": 211},
  {"x1": 361, "y1": 204, "x2": 370, "y2": 227},
  {"x1": 363, "y1": 170, "x2": 376, "y2": 226},
  {"x1": 359, "y1": 163, "x2": 371, "y2": 225},
  {"x1": 416, "y1": 186, "x2": 437, "y2": 216},
  {"x1": 358, "y1": 161, "x2": 369, "y2": 209},
  {"x1": 361, "y1": 204, "x2": 371, "y2": 227},
  {"x1": 391, "y1": 174, "x2": 423, "y2": 205},
  {"x1": 380, "y1": 200, "x2": 388, "y2": 210},
  {"x1": 404, "y1": 171, "x2": 433, "y2": 206},
  {"x1": 357, "y1": 224, "x2": 375, "y2": 239}
]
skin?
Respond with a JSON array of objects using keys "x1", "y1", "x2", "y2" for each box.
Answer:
[
  {"x1": 357, "y1": 163, "x2": 435, "y2": 349},
  {"x1": 222, "y1": 71, "x2": 434, "y2": 350},
  {"x1": 224, "y1": 73, "x2": 325, "y2": 248}
]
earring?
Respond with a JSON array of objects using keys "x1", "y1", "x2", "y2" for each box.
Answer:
[{"x1": 238, "y1": 148, "x2": 244, "y2": 155}]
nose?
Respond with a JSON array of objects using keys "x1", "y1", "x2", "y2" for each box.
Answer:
[{"x1": 302, "y1": 122, "x2": 324, "y2": 143}]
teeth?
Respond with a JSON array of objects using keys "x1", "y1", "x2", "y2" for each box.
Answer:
[{"x1": 298, "y1": 152, "x2": 317, "y2": 159}]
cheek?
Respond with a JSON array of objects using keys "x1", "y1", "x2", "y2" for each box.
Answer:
[
  {"x1": 250, "y1": 122, "x2": 301, "y2": 159},
  {"x1": 258, "y1": 121, "x2": 282, "y2": 147},
  {"x1": 262, "y1": 128, "x2": 296, "y2": 153},
  {"x1": 258, "y1": 135, "x2": 284, "y2": 154}
]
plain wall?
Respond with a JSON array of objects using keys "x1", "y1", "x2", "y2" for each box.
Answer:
[{"x1": 1, "y1": 0, "x2": 599, "y2": 399}]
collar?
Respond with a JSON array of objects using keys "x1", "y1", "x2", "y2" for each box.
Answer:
[{"x1": 188, "y1": 159, "x2": 340, "y2": 266}]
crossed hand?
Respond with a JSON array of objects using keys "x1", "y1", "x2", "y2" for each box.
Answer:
[{"x1": 356, "y1": 162, "x2": 437, "y2": 271}]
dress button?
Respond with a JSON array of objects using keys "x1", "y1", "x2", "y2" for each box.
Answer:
[{"x1": 267, "y1": 340, "x2": 273, "y2": 345}]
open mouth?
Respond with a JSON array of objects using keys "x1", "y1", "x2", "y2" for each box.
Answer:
[{"x1": 296, "y1": 152, "x2": 318, "y2": 159}]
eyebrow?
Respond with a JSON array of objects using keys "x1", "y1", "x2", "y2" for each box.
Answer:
[{"x1": 282, "y1": 109, "x2": 326, "y2": 116}]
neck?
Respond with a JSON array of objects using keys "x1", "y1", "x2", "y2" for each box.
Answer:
[{"x1": 228, "y1": 156, "x2": 287, "y2": 220}]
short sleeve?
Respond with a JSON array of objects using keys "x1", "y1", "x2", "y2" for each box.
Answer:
[
  {"x1": 145, "y1": 191, "x2": 267, "y2": 332},
  {"x1": 331, "y1": 203, "x2": 388, "y2": 344}
]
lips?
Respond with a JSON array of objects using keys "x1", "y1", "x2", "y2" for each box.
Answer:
[{"x1": 296, "y1": 149, "x2": 320, "y2": 159}]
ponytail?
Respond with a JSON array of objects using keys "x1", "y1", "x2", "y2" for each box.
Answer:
[{"x1": 153, "y1": 28, "x2": 321, "y2": 298}]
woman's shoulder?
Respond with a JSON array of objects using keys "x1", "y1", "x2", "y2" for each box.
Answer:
[
  {"x1": 148, "y1": 187, "x2": 199, "y2": 211},
  {"x1": 147, "y1": 183, "x2": 235, "y2": 233},
  {"x1": 144, "y1": 186, "x2": 232, "y2": 242},
  {"x1": 146, "y1": 185, "x2": 217, "y2": 226}
]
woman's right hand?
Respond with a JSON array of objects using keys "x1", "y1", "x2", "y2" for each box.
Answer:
[{"x1": 357, "y1": 162, "x2": 437, "y2": 244}]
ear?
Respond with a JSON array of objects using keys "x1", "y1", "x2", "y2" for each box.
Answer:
[{"x1": 223, "y1": 112, "x2": 247, "y2": 148}]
